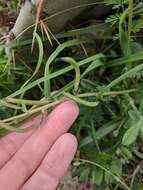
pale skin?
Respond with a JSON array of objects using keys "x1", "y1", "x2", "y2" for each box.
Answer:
[{"x1": 0, "y1": 101, "x2": 79, "y2": 190}]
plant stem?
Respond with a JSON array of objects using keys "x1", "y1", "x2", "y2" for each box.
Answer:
[
  {"x1": 5, "y1": 98, "x2": 50, "y2": 106},
  {"x1": 78, "y1": 89, "x2": 136, "y2": 98},
  {"x1": 3, "y1": 100, "x2": 62, "y2": 123},
  {"x1": 77, "y1": 159, "x2": 130, "y2": 190},
  {"x1": 128, "y1": 0, "x2": 133, "y2": 41}
]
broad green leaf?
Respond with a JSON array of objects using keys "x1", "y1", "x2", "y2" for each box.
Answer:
[{"x1": 122, "y1": 120, "x2": 141, "y2": 146}]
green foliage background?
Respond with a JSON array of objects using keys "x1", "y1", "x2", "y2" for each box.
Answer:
[{"x1": 1, "y1": 0, "x2": 143, "y2": 189}]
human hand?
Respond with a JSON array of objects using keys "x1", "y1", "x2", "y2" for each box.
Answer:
[{"x1": 0, "y1": 101, "x2": 79, "y2": 190}]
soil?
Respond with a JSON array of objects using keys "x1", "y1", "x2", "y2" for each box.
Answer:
[{"x1": 58, "y1": 169, "x2": 92, "y2": 190}]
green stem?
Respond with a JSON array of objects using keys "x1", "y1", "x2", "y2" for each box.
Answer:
[
  {"x1": 5, "y1": 98, "x2": 50, "y2": 106},
  {"x1": 3, "y1": 100, "x2": 61, "y2": 123},
  {"x1": 78, "y1": 89, "x2": 136, "y2": 98},
  {"x1": 77, "y1": 159, "x2": 130, "y2": 190},
  {"x1": 128, "y1": 0, "x2": 133, "y2": 41}
]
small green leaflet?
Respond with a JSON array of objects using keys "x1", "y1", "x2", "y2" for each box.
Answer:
[{"x1": 122, "y1": 117, "x2": 143, "y2": 146}]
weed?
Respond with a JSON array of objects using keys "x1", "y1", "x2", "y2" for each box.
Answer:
[{"x1": 1, "y1": 0, "x2": 143, "y2": 189}]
